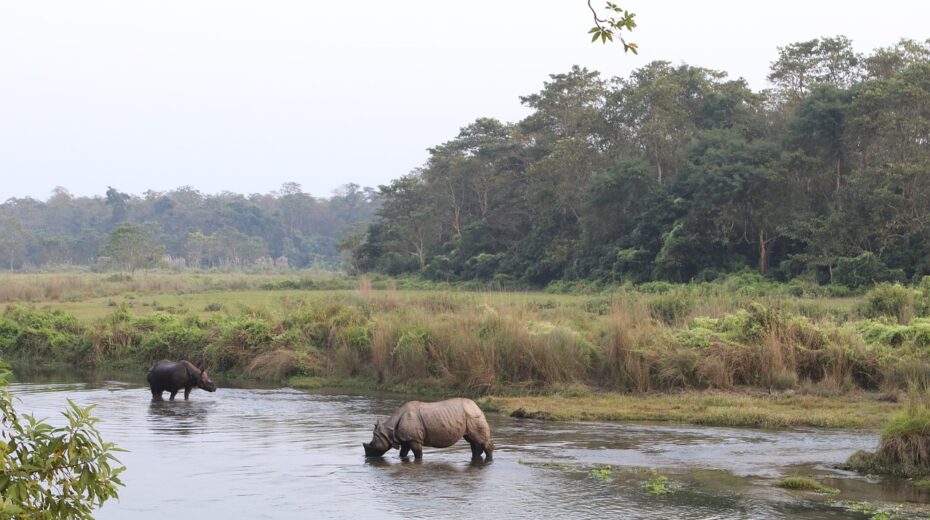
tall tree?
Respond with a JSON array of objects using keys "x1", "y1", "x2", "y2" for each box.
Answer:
[
  {"x1": 102, "y1": 224, "x2": 163, "y2": 273},
  {"x1": 0, "y1": 217, "x2": 28, "y2": 271}
]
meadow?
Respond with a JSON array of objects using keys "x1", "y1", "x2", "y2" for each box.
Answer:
[{"x1": 2, "y1": 271, "x2": 929, "y2": 429}]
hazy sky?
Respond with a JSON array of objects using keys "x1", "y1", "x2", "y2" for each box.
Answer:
[{"x1": 1, "y1": 1, "x2": 928, "y2": 201}]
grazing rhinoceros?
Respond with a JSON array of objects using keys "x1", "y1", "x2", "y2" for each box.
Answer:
[
  {"x1": 363, "y1": 398, "x2": 493, "y2": 460},
  {"x1": 147, "y1": 360, "x2": 216, "y2": 401}
]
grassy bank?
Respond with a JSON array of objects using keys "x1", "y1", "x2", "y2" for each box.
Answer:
[
  {"x1": 480, "y1": 392, "x2": 900, "y2": 429},
  {"x1": 1, "y1": 274, "x2": 929, "y2": 429}
]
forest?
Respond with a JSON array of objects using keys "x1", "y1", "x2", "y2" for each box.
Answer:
[
  {"x1": 0, "y1": 183, "x2": 380, "y2": 271},
  {"x1": 2, "y1": 36, "x2": 929, "y2": 289},
  {"x1": 346, "y1": 37, "x2": 930, "y2": 287}
]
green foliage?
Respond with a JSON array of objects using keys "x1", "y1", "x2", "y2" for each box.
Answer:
[
  {"x1": 643, "y1": 469, "x2": 678, "y2": 496},
  {"x1": 587, "y1": 1, "x2": 637, "y2": 53},
  {"x1": 862, "y1": 283, "x2": 914, "y2": 323},
  {"x1": 0, "y1": 359, "x2": 125, "y2": 517},
  {"x1": 342, "y1": 37, "x2": 930, "y2": 291},
  {"x1": 103, "y1": 223, "x2": 164, "y2": 273},
  {"x1": 834, "y1": 253, "x2": 903, "y2": 289},
  {"x1": 648, "y1": 292, "x2": 693, "y2": 324},
  {"x1": 588, "y1": 465, "x2": 612, "y2": 480},
  {"x1": 916, "y1": 276, "x2": 930, "y2": 317}
]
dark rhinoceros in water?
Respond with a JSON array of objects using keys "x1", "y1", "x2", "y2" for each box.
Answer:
[
  {"x1": 363, "y1": 398, "x2": 493, "y2": 460},
  {"x1": 147, "y1": 360, "x2": 216, "y2": 401}
]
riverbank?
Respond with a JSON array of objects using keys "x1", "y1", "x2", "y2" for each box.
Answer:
[
  {"x1": 479, "y1": 391, "x2": 901, "y2": 429},
  {"x1": 285, "y1": 375, "x2": 902, "y2": 429},
  {"x1": 1, "y1": 277, "x2": 928, "y2": 431}
]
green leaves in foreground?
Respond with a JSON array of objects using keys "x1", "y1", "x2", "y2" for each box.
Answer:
[
  {"x1": 587, "y1": 1, "x2": 638, "y2": 53},
  {"x1": 0, "y1": 360, "x2": 125, "y2": 518}
]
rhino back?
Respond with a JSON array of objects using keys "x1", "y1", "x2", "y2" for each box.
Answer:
[
  {"x1": 417, "y1": 399, "x2": 473, "y2": 448},
  {"x1": 147, "y1": 361, "x2": 192, "y2": 389}
]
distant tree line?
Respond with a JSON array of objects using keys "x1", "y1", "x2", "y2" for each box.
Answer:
[
  {"x1": 0, "y1": 183, "x2": 380, "y2": 271},
  {"x1": 346, "y1": 37, "x2": 930, "y2": 287}
]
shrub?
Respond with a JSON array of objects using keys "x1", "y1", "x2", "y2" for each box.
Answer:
[
  {"x1": 916, "y1": 276, "x2": 930, "y2": 318},
  {"x1": 637, "y1": 281, "x2": 676, "y2": 294},
  {"x1": 222, "y1": 317, "x2": 273, "y2": 350},
  {"x1": 834, "y1": 252, "x2": 903, "y2": 288},
  {"x1": 0, "y1": 359, "x2": 125, "y2": 517},
  {"x1": 648, "y1": 292, "x2": 693, "y2": 324},
  {"x1": 862, "y1": 283, "x2": 914, "y2": 323}
]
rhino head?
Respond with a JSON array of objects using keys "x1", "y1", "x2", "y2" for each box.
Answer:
[
  {"x1": 196, "y1": 368, "x2": 217, "y2": 392},
  {"x1": 363, "y1": 418, "x2": 395, "y2": 457}
]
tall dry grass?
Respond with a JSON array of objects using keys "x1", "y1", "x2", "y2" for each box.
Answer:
[{"x1": 3, "y1": 280, "x2": 920, "y2": 397}]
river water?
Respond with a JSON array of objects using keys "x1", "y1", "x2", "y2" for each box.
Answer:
[{"x1": 8, "y1": 376, "x2": 930, "y2": 519}]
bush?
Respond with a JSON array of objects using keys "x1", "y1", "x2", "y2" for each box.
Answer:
[
  {"x1": 834, "y1": 252, "x2": 904, "y2": 288},
  {"x1": 862, "y1": 283, "x2": 914, "y2": 323},
  {"x1": 916, "y1": 276, "x2": 930, "y2": 318},
  {"x1": 0, "y1": 359, "x2": 125, "y2": 517},
  {"x1": 648, "y1": 293, "x2": 693, "y2": 324}
]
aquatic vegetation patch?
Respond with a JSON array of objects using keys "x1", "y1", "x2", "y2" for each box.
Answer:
[
  {"x1": 778, "y1": 476, "x2": 839, "y2": 494},
  {"x1": 846, "y1": 404, "x2": 930, "y2": 478},
  {"x1": 833, "y1": 500, "x2": 910, "y2": 520},
  {"x1": 517, "y1": 460, "x2": 577, "y2": 470},
  {"x1": 588, "y1": 465, "x2": 613, "y2": 480},
  {"x1": 642, "y1": 469, "x2": 678, "y2": 496}
]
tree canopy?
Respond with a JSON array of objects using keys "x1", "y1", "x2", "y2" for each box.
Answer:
[
  {"x1": 0, "y1": 184, "x2": 381, "y2": 271},
  {"x1": 348, "y1": 37, "x2": 930, "y2": 287}
]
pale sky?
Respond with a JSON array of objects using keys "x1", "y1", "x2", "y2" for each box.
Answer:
[{"x1": 1, "y1": 1, "x2": 928, "y2": 201}]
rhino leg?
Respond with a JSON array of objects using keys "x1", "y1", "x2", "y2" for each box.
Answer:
[
  {"x1": 468, "y1": 440, "x2": 483, "y2": 460},
  {"x1": 483, "y1": 442, "x2": 493, "y2": 461},
  {"x1": 151, "y1": 389, "x2": 163, "y2": 401},
  {"x1": 169, "y1": 390, "x2": 178, "y2": 401},
  {"x1": 410, "y1": 442, "x2": 423, "y2": 460},
  {"x1": 399, "y1": 443, "x2": 410, "y2": 458},
  {"x1": 184, "y1": 387, "x2": 192, "y2": 400}
]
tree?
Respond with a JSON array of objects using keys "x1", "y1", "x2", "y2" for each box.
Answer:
[
  {"x1": 768, "y1": 36, "x2": 862, "y2": 103},
  {"x1": 105, "y1": 186, "x2": 130, "y2": 224},
  {"x1": 0, "y1": 218, "x2": 28, "y2": 271},
  {"x1": 0, "y1": 360, "x2": 124, "y2": 517},
  {"x1": 103, "y1": 224, "x2": 163, "y2": 273},
  {"x1": 677, "y1": 130, "x2": 792, "y2": 275}
]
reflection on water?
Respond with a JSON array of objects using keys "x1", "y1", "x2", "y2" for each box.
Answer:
[
  {"x1": 8, "y1": 377, "x2": 930, "y2": 519},
  {"x1": 147, "y1": 400, "x2": 211, "y2": 435}
]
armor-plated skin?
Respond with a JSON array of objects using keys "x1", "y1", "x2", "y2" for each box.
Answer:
[
  {"x1": 363, "y1": 398, "x2": 493, "y2": 461},
  {"x1": 146, "y1": 360, "x2": 216, "y2": 401}
]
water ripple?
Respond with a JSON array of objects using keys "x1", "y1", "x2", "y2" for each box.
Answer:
[{"x1": 6, "y1": 380, "x2": 906, "y2": 519}]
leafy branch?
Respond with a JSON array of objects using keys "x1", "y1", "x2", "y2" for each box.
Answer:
[
  {"x1": 587, "y1": 1, "x2": 638, "y2": 53},
  {"x1": 0, "y1": 361, "x2": 125, "y2": 518}
]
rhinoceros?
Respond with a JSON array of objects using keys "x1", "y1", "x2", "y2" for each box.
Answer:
[
  {"x1": 363, "y1": 398, "x2": 493, "y2": 460},
  {"x1": 147, "y1": 360, "x2": 216, "y2": 401}
]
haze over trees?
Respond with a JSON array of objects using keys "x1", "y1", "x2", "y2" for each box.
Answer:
[
  {"x1": 347, "y1": 37, "x2": 930, "y2": 287},
  {"x1": 0, "y1": 184, "x2": 380, "y2": 270}
]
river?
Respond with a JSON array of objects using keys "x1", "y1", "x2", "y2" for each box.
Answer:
[{"x1": 8, "y1": 375, "x2": 930, "y2": 519}]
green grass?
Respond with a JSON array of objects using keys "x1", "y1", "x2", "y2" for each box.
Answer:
[
  {"x1": 480, "y1": 392, "x2": 901, "y2": 429},
  {"x1": 844, "y1": 404, "x2": 930, "y2": 477}
]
